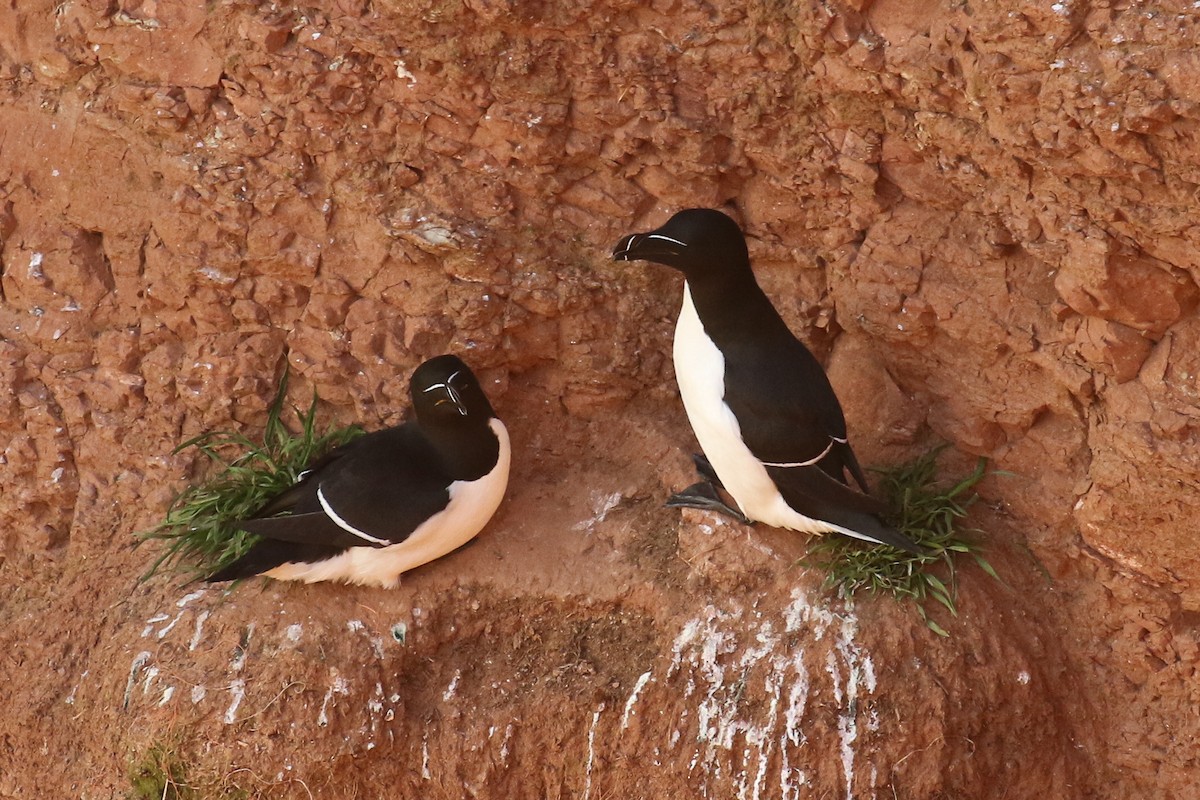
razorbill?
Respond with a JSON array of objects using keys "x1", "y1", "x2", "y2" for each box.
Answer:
[
  {"x1": 208, "y1": 354, "x2": 511, "y2": 587},
  {"x1": 613, "y1": 208, "x2": 921, "y2": 553}
]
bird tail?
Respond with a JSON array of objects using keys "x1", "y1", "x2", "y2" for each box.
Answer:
[
  {"x1": 206, "y1": 536, "x2": 346, "y2": 582},
  {"x1": 826, "y1": 513, "x2": 924, "y2": 555},
  {"x1": 206, "y1": 548, "x2": 266, "y2": 583},
  {"x1": 835, "y1": 441, "x2": 873, "y2": 495}
]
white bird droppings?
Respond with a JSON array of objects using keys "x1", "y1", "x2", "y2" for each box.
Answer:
[
  {"x1": 664, "y1": 590, "x2": 876, "y2": 800},
  {"x1": 318, "y1": 673, "x2": 350, "y2": 727},
  {"x1": 224, "y1": 679, "x2": 246, "y2": 724},
  {"x1": 620, "y1": 671, "x2": 653, "y2": 731},
  {"x1": 442, "y1": 670, "x2": 461, "y2": 702},
  {"x1": 188, "y1": 610, "x2": 210, "y2": 651},
  {"x1": 583, "y1": 703, "x2": 605, "y2": 800}
]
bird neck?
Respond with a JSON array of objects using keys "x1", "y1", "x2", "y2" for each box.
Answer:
[
  {"x1": 423, "y1": 418, "x2": 500, "y2": 481},
  {"x1": 683, "y1": 267, "x2": 785, "y2": 339}
]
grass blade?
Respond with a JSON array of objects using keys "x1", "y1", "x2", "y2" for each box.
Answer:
[
  {"x1": 138, "y1": 370, "x2": 364, "y2": 581},
  {"x1": 801, "y1": 446, "x2": 999, "y2": 635}
]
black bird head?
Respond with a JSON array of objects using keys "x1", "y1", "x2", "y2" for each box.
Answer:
[
  {"x1": 411, "y1": 355, "x2": 495, "y2": 425},
  {"x1": 612, "y1": 208, "x2": 750, "y2": 281}
]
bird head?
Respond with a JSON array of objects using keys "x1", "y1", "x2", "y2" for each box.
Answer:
[
  {"x1": 612, "y1": 208, "x2": 750, "y2": 281},
  {"x1": 411, "y1": 355, "x2": 495, "y2": 424}
]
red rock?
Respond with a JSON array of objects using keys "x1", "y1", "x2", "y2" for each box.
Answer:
[
  {"x1": 0, "y1": 1, "x2": 1197, "y2": 797},
  {"x1": 1057, "y1": 239, "x2": 1199, "y2": 335}
]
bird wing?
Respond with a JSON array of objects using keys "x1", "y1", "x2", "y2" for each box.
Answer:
[
  {"x1": 238, "y1": 425, "x2": 452, "y2": 549},
  {"x1": 206, "y1": 538, "x2": 347, "y2": 582},
  {"x1": 247, "y1": 440, "x2": 356, "y2": 519},
  {"x1": 722, "y1": 339, "x2": 867, "y2": 488},
  {"x1": 832, "y1": 439, "x2": 872, "y2": 495},
  {"x1": 308, "y1": 424, "x2": 453, "y2": 543},
  {"x1": 764, "y1": 464, "x2": 921, "y2": 554},
  {"x1": 764, "y1": 461, "x2": 888, "y2": 517},
  {"x1": 209, "y1": 426, "x2": 456, "y2": 582},
  {"x1": 238, "y1": 512, "x2": 390, "y2": 548}
]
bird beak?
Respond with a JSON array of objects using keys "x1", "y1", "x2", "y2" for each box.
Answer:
[
  {"x1": 612, "y1": 232, "x2": 687, "y2": 262},
  {"x1": 444, "y1": 371, "x2": 469, "y2": 417},
  {"x1": 612, "y1": 233, "x2": 642, "y2": 261},
  {"x1": 446, "y1": 383, "x2": 469, "y2": 417},
  {"x1": 422, "y1": 370, "x2": 471, "y2": 417}
]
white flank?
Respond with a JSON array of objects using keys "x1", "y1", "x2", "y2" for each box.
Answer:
[
  {"x1": 673, "y1": 284, "x2": 876, "y2": 543},
  {"x1": 265, "y1": 418, "x2": 511, "y2": 588}
]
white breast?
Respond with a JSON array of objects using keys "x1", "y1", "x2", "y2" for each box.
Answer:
[
  {"x1": 674, "y1": 284, "x2": 835, "y2": 535},
  {"x1": 265, "y1": 418, "x2": 512, "y2": 588}
]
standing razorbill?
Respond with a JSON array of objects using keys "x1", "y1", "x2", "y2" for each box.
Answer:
[{"x1": 614, "y1": 208, "x2": 920, "y2": 553}]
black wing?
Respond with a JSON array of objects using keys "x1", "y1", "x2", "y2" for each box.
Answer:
[
  {"x1": 722, "y1": 336, "x2": 868, "y2": 487},
  {"x1": 308, "y1": 424, "x2": 453, "y2": 541},
  {"x1": 239, "y1": 512, "x2": 388, "y2": 548},
  {"x1": 207, "y1": 538, "x2": 347, "y2": 582},
  {"x1": 208, "y1": 424, "x2": 454, "y2": 581},
  {"x1": 765, "y1": 464, "x2": 921, "y2": 553},
  {"x1": 247, "y1": 439, "x2": 358, "y2": 519}
]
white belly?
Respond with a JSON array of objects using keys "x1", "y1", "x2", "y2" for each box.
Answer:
[
  {"x1": 266, "y1": 419, "x2": 512, "y2": 588},
  {"x1": 674, "y1": 284, "x2": 835, "y2": 535}
]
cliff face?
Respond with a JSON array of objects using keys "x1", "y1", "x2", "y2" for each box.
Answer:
[{"x1": 2, "y1": 0, "x2": 1198, "y2": 796}]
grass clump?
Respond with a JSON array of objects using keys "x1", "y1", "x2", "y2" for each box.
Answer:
[
  {"x1": 127, "y1": 740, "x2": 250, "y2": 800},
  {"x1": 127, "y1": 741, "x2": 194, "y2": 800},
  {"x1": 139, "y1": 371, "x2": 363, "y2": 580},
  {"x1": 803, "y1": 447, "x2": 998, "y2": 636}
]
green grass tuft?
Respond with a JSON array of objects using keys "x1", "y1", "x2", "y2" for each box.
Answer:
[
  {"x1": 803, "y1": 447, "x2": 998, "y2": 636},
  {"x1": 139, "y1": 370, "x2": 364, "y2": 581},
  {"x1": 127, "y1": 742, "x2": 194, "y2": 800},
  {"x1": 127, "y1": 740, "x2": 251, "y2": 800}
]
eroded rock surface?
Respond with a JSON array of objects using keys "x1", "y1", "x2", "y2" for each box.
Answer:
[{"x1": 2, "y1": 1, "x2": 1198, "y2": 797}]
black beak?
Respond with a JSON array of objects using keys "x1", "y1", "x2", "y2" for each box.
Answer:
[
  {"x1": 612, "y1": 233, "x2": 641, "y2": 261},
  {"x1": 612, "y1": 231, "x2": 687, "y2": 263},
  {"x1": 445, "y1": 376, "x2": 469, "y2": 417},
  {"x1": 423, "y1": 371, "x2": 471, "y2": 417}
]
